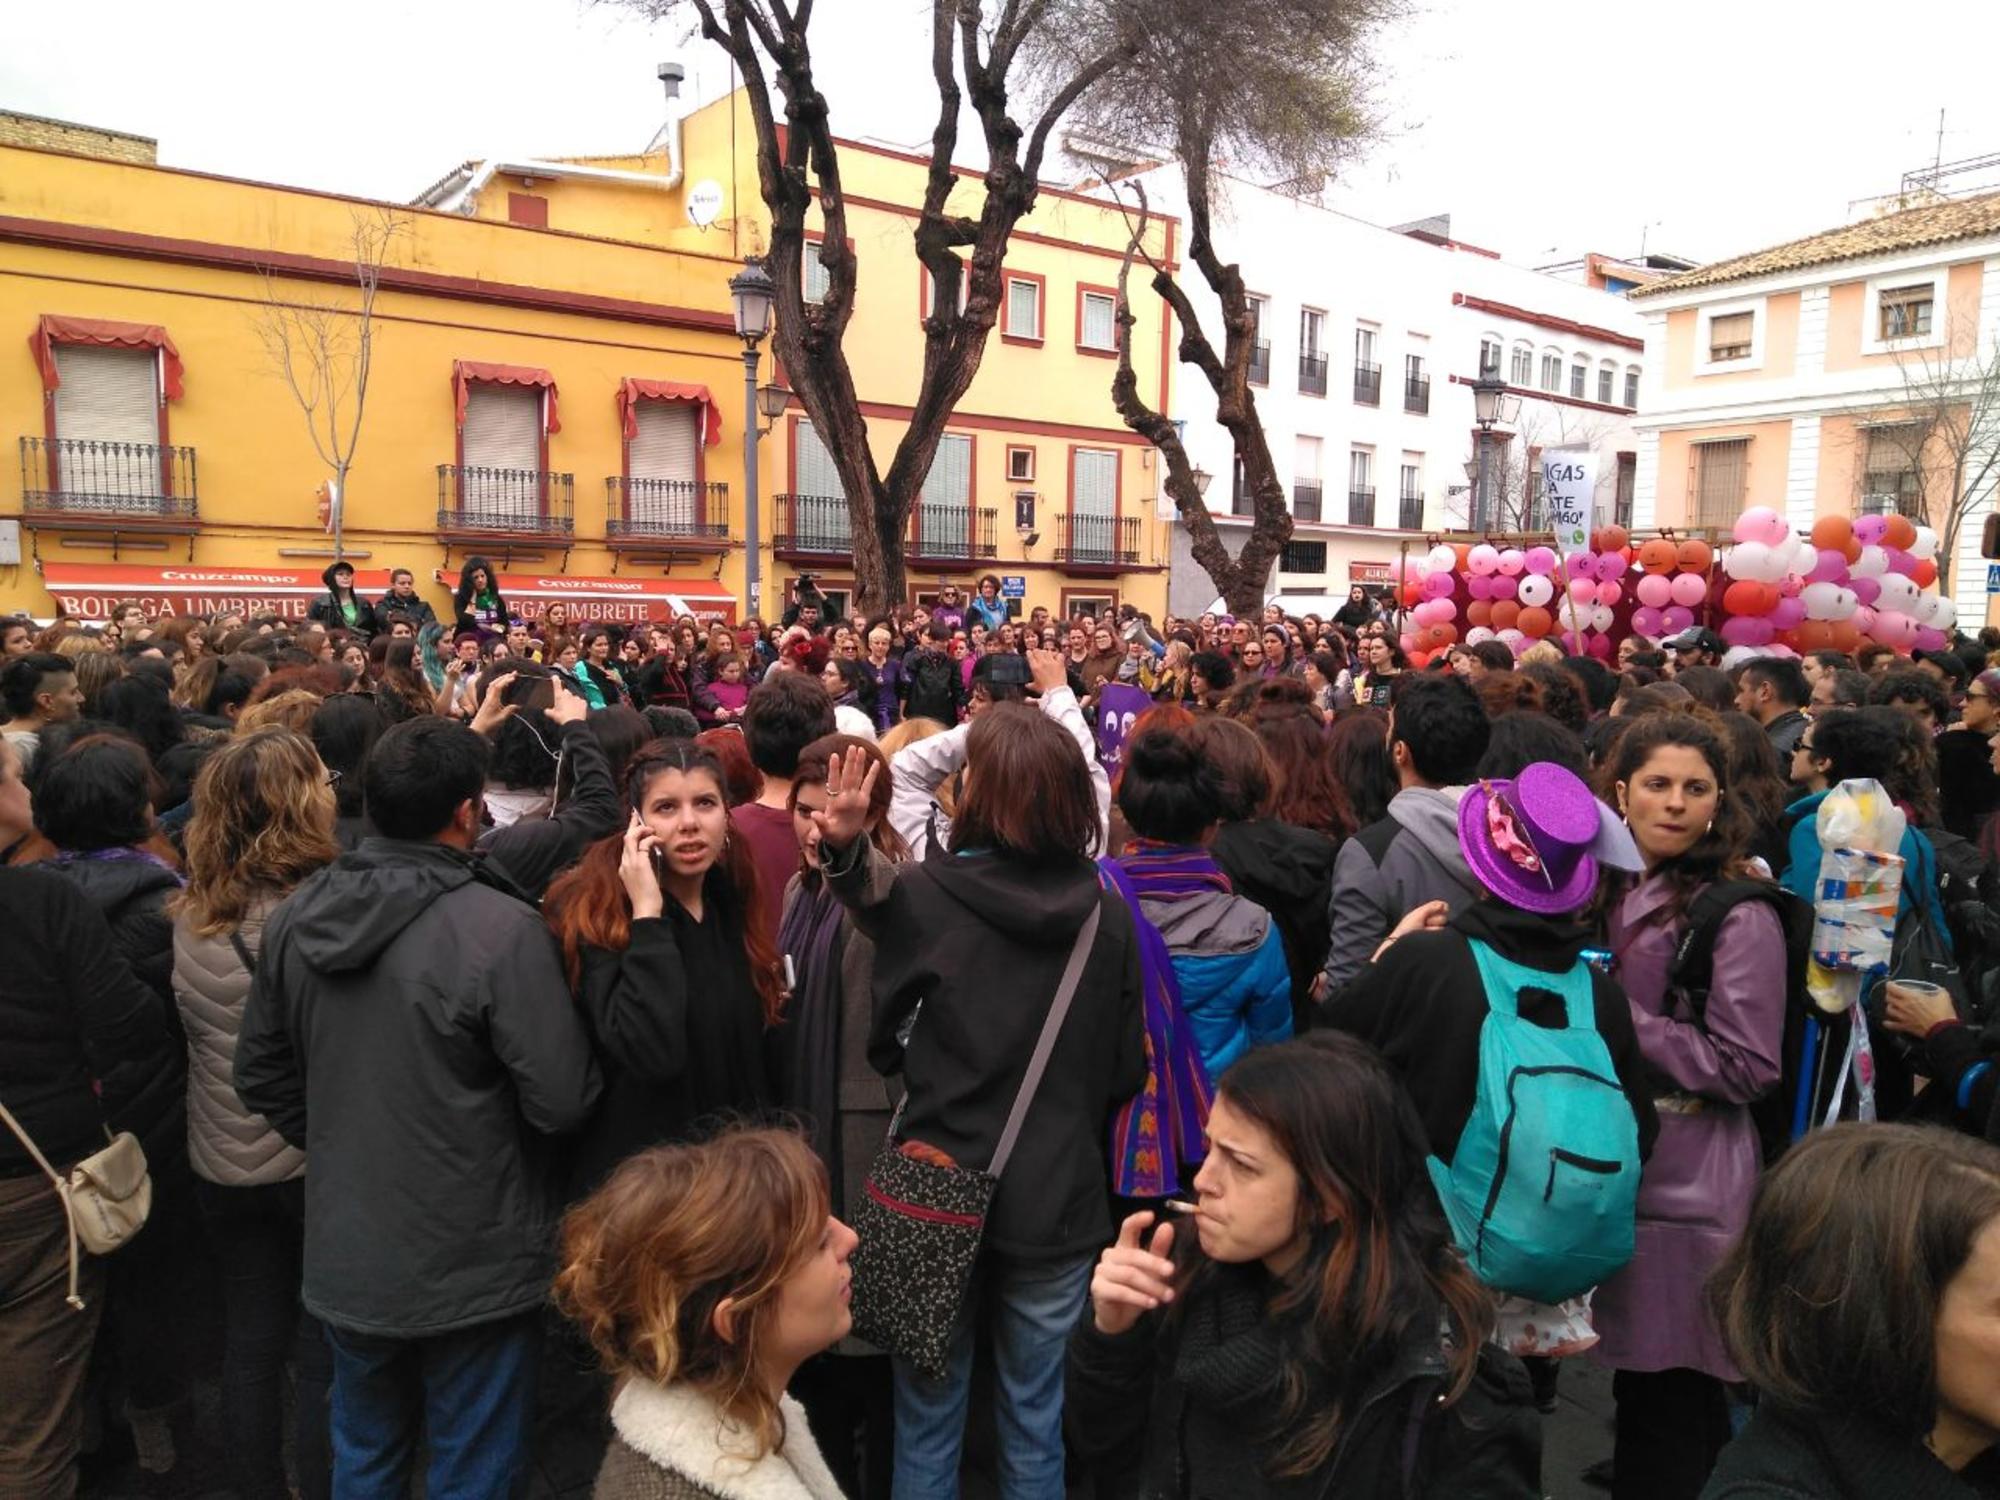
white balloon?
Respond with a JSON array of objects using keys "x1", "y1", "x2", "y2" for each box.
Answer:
[
  {"x1": 1829, "y1": 588, "x2": 1859, "y2": 622},
  {"x1": 1517, "y1": 574, "x2": 1555, "y2": 608},
  {"x1": 1800, "y1": 581, "x2": 1842, "y2": 620},
  {"x1": 1876, "y1": 574, "x2": 1920, "y2": 613},
  {"x1": 1852, "y1": 545, "x2": 1889, "y2": 579},
  {"x1": 1427, "y1": 544, "x2": 1458, "y2": 574},
  {"x1": 1590, "y1": 604, "x2": 1616, "y2": 633},
  {"x1": 1465, "y1": 626, "x2": 1496, "y2": 646},
  {"x1": 1913, "y1": 594, "x2": 1949, "y2": 629},
  {"x1": 1933, "y1": 594, "x2": 1958, "y2": 629},
  {"x1": 1911, "y1": 526, "x2": 1940, "y2": 561},
  {"x1": 1726, "y1": 541, "x2": 1782, "y2": 584}
]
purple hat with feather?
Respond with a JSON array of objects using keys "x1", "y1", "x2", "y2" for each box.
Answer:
[{"x1": 1457, "y1": 762, "x2": 1640, "y2": 914}]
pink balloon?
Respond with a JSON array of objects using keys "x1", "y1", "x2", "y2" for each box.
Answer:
[
  {"x1": 1565, "y1": 551, "x2": 1595, "y2": 578},
  {"x1": 1569, "y1": 578, "x2": 1598, "y2": 605},
  {"x1": 1430, "y1": 598, "x2": 1458, "y2": 624},
  {"x1": 1467, "y1": 575, "x2": 1494, "y2": 601},
  {"x1": 1808, "y1": 548, "x2": 1848, "y2": 583},
  {"x1": 1770, "y1": 597, "x2": 1807, "y2": 630},
  {"x1": 1635, "y1": 574, "x2": 1673, "y2": 609},
  {"x1": 1496, "y1": 549, "x2": 1526, "y2": 577},
  {"x1": 1885, "y1": 548, "x2": 1919, "y2": 578},
  {"x1": 1400, "y1": 633, "x2": 1418, "y2": 654},
  {"x1": 1422, "y1": 571, "x2": 1455, "y2": 599},
  {"x1": 1874, "y1": 613, "x2": 1919, "y2": 650},
  {"x1": 1630, "y1": 606, "x2": 1665, "y2": 637},
  {"x1": 1915, "y1": 627, "x2": 1949, "y2": 652},
  {"x1": 1733, "y1": 506, "x2": 1790, "y2": 546},
  {"x1": 1721, "y1": 616, "x2": 1776, "y2": 648},
  {"x1": 1661, "y1": 606, "x2": 1695, "y2": 634},
  {"x1": 1594, "y1": 552, "x2": 1628, "y2": 583},
  {"x1": 1467, "y1": 544, "x2": 1501, "y2": 576},
  {"x1": 1779, "y1": 573, "x2": 1804, "y2": 597},
  {"x1": 1487, "y1": 574, "x2": 1519, "y2": 601},
  {"x1": 1586, "y1": 631, "x2": 1615, "y2": 660},
  {"x1": 1669, "y1": 573, "x2": 1709, "y2": 608},
  {"x1": 1524, "y1": 546, "x2": 1557, "y2": 576},
  {"x1": 1850, "y1": 576, "x2": 1882, "y2": 606},
  {"x1": 1597, "y1": 579, "x2": 1624, "y2": 607},
  {"x1": 1852, "y1": 604, "x2": 1877, "y2": 636},
  {"x1": 1853, "y1": 515, "x2": 1891, "y2": 546}
]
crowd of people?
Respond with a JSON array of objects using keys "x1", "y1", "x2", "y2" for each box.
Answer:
[{"x1": 3, "y1": 561, "x2": 2000, "y2": 1500}]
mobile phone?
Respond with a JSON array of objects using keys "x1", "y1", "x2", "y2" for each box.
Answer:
[{"x1": 1580, "y1": 947, "x2": 1618, "y2": 975}]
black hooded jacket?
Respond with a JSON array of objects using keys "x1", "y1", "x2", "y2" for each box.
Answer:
[
  {"x1": 235, "y1": 838, "x2": 601, "y2": 1336},
  {"x1": 306, "y1": 563, "x2": 379, "y2": 637},
  {"x1": 1211, "y1": 818, "x2": 1339, "y2": 1028},
  {"x1": 823, "y1": 841, "x2": 1145, "y2": 1259}
]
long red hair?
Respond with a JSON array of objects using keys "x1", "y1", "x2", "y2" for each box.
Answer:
[{"x1": 544, "y1": 740, "x2": 785, "y2": 1025}]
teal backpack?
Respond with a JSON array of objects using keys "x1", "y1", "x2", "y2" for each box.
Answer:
[{"x1": 1427, "y1": 938, "x2": 1641, "y2": 1304}]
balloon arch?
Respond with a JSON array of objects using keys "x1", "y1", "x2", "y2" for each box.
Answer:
[{"x1": 1379, "y1": 509, "x2": 1955, "y2": 668}]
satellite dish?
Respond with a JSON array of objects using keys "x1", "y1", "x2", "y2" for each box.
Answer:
[{"x1": 686, "y1": 180, "x2": 725, "y2": 229}]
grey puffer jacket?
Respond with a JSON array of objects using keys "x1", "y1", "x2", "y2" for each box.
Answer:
[
  {"x1": 172, "y1": 904, "x2": 305, "y2": 1187},
  {"x1": 1319, "y1": 786, "x2": 1481, "y2": 996}
]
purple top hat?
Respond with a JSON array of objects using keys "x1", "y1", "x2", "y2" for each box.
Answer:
[{"x1": 1457, "y1": 762, "x2": 1610, "y2": 915}]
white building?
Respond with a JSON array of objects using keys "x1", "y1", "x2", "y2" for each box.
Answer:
[{"x1": 1126, "y1": 177, "x2": 1652, "y2": 614}]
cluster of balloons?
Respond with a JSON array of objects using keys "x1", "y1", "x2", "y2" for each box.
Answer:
[
  {"x1": 1717, "y1": 507, "x2": 1955, "y2": 653},
  {"x1": 1391, "y1": 529, "x2": 1646, "y2": 664},
  {"x1": 1628, "y1": 533, "x2": 1716, "y2": 642}
]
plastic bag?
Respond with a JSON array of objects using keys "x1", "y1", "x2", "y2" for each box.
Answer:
[{"x1": 1808, "y1": 779, "x2": 1906, "y2": 1001}]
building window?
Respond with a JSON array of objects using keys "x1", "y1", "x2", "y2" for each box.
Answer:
[
  {"x1": 919, "y1": 260, "x2": 969, "y2": 320},
  {"x1": 1708, "y1": 311, "x2": 1753, "y2": 362},
  {"x1": 1540, "y1": 353, "x2": 1562, "y2": 391},
  {"x1": 802, "y1": 238, "x2": 831, "y2": 305},
  {"x1": 1004, "y1": 275, "x2": 1044, "y2": 342},
  {"x1": 1861, "y1": 424, "x2": 1927, "y2": 518},
  {"x1": 1300, "y1": 307, "x2": 1324, "y2": 359},
  {"x1": 1569, "y1": 359, "x2": 1587, "y2": 398},
  {"x1": 1510, "y1": 343, "x2": 1534, "y2": 386},
  {"x1": 1597, "y1": 364, "x2": 1615, "y2": 404},
  {"x1": 627, "y1": 399, "x2": 698, "y2": 485},
  {"x1": 1354, "y1": 323, "x2": 1378, "y2": 368},
  {"x1": 1480, "y1": 336, "x2": 1503, "y2": 376},
  {"x1": 459, "y1": 381, "x2": 548, "y2": 522},
  {"x1": 1879, "y1": 283, "x2": 1934, "y2": 342},
  {"x1": 1624, "y1": 367, "x2": 1641, "y2": 407},
  {"x1": 1280, "y1": 539, "x2": 1328, "y2": 575},
  {"x1": 1247, "y1": 295, "x2": 1271, "y2": 385},
  {"x1": 44, "y1": 342, "x2": 168, "y2": 509},
  {"x1": 1006, "y1": 445, "x2": 1036, "y2": 483},
  {"x1": 1294, "y1": 435, "x2": 1323, "y2": 522},
  {"x1": 1348, "y1": 447, "x2": 1375, "y2": 526},
  {"x1": 1077, "y1": 288, "x2": 1117, "y2": 351},
  {"x1": 1399, "y1": 459, "x2": 1423, "y2": 530},
  {"x1": 1614, "y1": 452, "x2": 1636, "y2": 529},
  {"x1": 1691, "y1": 439, "x2": 1750, "y2": 528}
]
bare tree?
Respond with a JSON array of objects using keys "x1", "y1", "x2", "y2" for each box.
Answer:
[
  {"x1": 250, "y1": 207, "x2": 407, "y2": 559},
  {"x1": 613, "y1": 0, "x2": 1143, "y2": 615},
  {"x1": 1454, "y1": 403, "x2": 1621, "y2": 536},
  {"x1": 1838, "y1": 315, "x2": 2000, "y2": 589},
  {"x1": 1042, "y1": 0, "x2": 1399, "y2": 615}
]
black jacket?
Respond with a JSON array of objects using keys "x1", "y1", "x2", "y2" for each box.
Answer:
[
  {"x1": 306, "y1": 566, "x2": 380, "y2": 637},
  {"x1": 373, "y1": 589, "x2": 437, "y2": 632},
  {"x1": 824, "y1": 841, "x2": 1145, "y2": 1259},
  {"x1": 902, "y1": 646, "x2": 965, "y2": 725},
  {"x1": 1068, "y1": 1261, "x2": 1541, "y2": 1500},
  {"x1": 1701, "y1": 1403, "x2": 2000, "y2": 1498},
  {"x1": 566, "y1": 878, "x2": 775, "y2": 1197},
  {"x1": 477, "y1": 718, "x2": 622, "y2": 903},
  {"x1": 0, "y1": 867, "x2": 172, "y2": 1178},
  {"x1": 1321, "y1": 902, "x2": 1660, "y2": 1168},
  {"x1": 1210, "y1": 818, "x2": 1338, "y2": 1028},
  {"x1": 235, "y1": 838, "x2": 601, "y2": 1336}
]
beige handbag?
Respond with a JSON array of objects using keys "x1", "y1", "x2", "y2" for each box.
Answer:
[{"x1": 0, "y1": 1097, "x2": 151, "y2": 1310}]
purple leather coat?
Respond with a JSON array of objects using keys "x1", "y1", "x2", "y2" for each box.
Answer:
[{"x1": 1589, "y1": 875, "x2": 1785, "y2": 1380}]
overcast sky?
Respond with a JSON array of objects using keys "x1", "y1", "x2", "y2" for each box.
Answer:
[{"x1": 6, "y1": 0, "x2": 1999, "y2": 270}]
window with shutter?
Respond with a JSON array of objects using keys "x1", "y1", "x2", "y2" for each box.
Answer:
[
  {"x1": 1693, "y1": 439, "x2": 1749, "y2": 527},
  {"x1": 1071, "y1": 448, "x2": 1118, "y2": 561},
  {"x1": 803, "y1": 243, "x2": 831, "y2": 306},
  {"x1": 1708, "y1": 312, "x2": 1753, "y2": 361},
  {"x1": 1079, "y1": 292, "x2": 1117, "y2": 350},
  {"x1": 625, "y1": 400, "x2": 701, "y2": 530},
  {"x1": 1006, "y1": 278, "x2": 1042, "y2": 340},
  {"x1": 1598, "y1": 365, "x2": 1615, "y2": 404},
  {"x1": 920, "y1": 433, "x2": 973, "y2": 553},
  {"x1": 460, "y1": 384, "x2": 544, "y2": 521},
  {"x1": 791, "y1": 422, "x2": 849, "y2": 550},
  {"x1": 1510, "y1": 345, "x2": 1534, "y2": 385},
  {"x1": 51, "y1": 345, "x2": 161, "y2": 506}
]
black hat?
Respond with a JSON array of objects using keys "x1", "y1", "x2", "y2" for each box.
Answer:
[{"x1": 1665, "y1": 627, "x2": 1725, "y2": 655}]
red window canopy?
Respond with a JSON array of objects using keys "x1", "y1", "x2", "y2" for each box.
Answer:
[
  {"x1": 618, "y1": 378, "x2": 721, "y2": 447},
  {"x1": 30, "y1": 314, "x2": 184, "y2": 400},
  {"x1": 453, "y1": 360, "x2": 560, "y2": 434}
]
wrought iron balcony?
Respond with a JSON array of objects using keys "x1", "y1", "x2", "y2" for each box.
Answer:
[
  {"x1": 1347, "y1": 487, "x2": 1377, "y2": 527},
  {"x1": 1298, "y1": 352, "x2": 1328, "y2": 396},
  {"x1": 1353, "y1": 362, "x2": 1382, "y2": 405},
  {"x1": 772, "y1": 493, "x2": 853, "y2": 557},
  {"x1": 19, "y1": 437, "x2": 199, "y2": 524},
  {"x1": 1398, "y1": 492, "x2": 1424, "y2": 530},
  {"x1": 1404, "y1": 374, "x2": 1431, "y2": 414},
  {"x1": 1248, "y1": 340, "x2": 1271, "y2": 386},
  {"x1": 908, "y1": 504, "x2": 998, "y2": 561},
  {"x1": 1292, "y1": 482, "x2": 1323, "y2": 523},
  {"x1": 605, "y1": 477, "x2": 730, "y2": 548},
  {"x1": 436, "y1": 466, "x2": 574, "y2": 538},
  {"x1": 1054, "y1": 513, "x2": 1140, "y2": 570}
]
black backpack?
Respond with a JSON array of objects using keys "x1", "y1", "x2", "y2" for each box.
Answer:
[{"x1": 1666, "y1": 880, "x2": 1816, "y2": 1164}]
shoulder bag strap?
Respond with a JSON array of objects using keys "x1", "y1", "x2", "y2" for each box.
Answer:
[
  {"x1": 0, "y1": 1095, "x2": 86, "y2": 1310},
  {"x1": 0, "y1": 1094, "x2": 66, "y2": 1191},
  {"x1": 990, "y1": 902, "x2": 1102, "y2": 1178},
  {"x1": 227, "y1": 928, "x2": 257, "y2": 975}
]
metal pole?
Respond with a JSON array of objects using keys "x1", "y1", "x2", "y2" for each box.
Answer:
[
  {"x1": 1476, "y1": 426, "x2": 1493, "y2": 532},
  {"x1": 742, "y1": 344, "x2": 762, "y2": 617}
]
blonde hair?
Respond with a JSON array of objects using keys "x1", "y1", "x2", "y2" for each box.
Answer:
[
  {"x1": 554, "y1": 1129, "x2": 830, "y2": 1459},
  {"x1": 173, "y1": 727, "x2": 338, "y2": 935},
  {"x1": 234, "y1": 689, "x2": 323, "y2": 736},
  {"x1": 878, "y1": 715, "x2": 956, "y2": 815},
  {"x1": 1516, "y1": 640, "x2": 1565, "y2": 668}
]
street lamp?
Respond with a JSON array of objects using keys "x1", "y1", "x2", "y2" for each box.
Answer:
[
  {"x1": 756, "y1": 376, "x2": 791, "y2": 433},
  {"x1": 730, "y1": 257, "x2": 776, "y2": 615},
  {"x1": 1471, "y1": 351, "x2": 1507, "y2": 532},
  {"x1": 1190, "y1": 462, "x2": 1213, "y2": 497}
]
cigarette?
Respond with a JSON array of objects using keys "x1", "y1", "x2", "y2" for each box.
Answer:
[{"x1": 1162, "y1": 1199, "x2": 1197, "y2": 1215}]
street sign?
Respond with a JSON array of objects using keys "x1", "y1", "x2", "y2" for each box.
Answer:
[
  {"x1": 1001, "y1": 575, "x2": 1027, "y2": 598},
  {"x1": 1986, "y1": 562, "x2": 2000, "y2": 594}
]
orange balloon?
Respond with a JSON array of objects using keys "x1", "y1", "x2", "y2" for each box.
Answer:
[
  {"x1": 1638, "y1": 539, "x2": 1677, "y2": 574},
  {"x1": 1517, "y1": 605, "x2": 1553, "y2": 638},
  {"x1": 1843, "y1": 540, "x2": 1863, "y2": 563},
  {"x1": 1434, "y1": 622, "x2": 1459, "y2": 646},
  {"x1": 1599, "y1": 524, "x2": 1631, "y2": 553},
  {"x1": 1466, "y1": 600, "x2": 1494, "y2": 627},
  {"x1": 1810, "y1": 515, "x2": 1854, "y2": 552},
  {"x1": 1399, "y1": 582, "x2": 1422, "y2": 607},
  {"x1": 1882, "y1": 514, "x2": 1918, "y2": 551},
  {"x1": 1407, "y1": 649, "x2": 1432, "y2": 669},
  {"x1": 1794, "y1": 620, "x2": 1838, "y2": 652},
  {"x1": 1828, "y1": 620, "x2": 1862, "y2": 653},
  {"x1": 1676, "y1": 538, "x2": 1713, "y2": 573},
  {"x1": 1452, "y1": 544, "x2": 1472, "y2": 572},
  {"x1": 1490, "y1": 600, "x2": 1521, "y2": 631},
  {"x1": 1913, "y1": 560, "x2": 1938, "y2": 588},
  {"x1": 1722, "y1": 580, "x2": 1777, "y2": 616}
]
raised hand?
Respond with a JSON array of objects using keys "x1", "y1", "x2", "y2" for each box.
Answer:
[
  {"x1": 810, "y1": 745, "x2": 881, "y2": 855},
  {"x1": 1027, "y1": 647, "x2": 1068, "y2": 696},
  {"x1": 1089, "y1": 1210, "x2": 1178, "y2": 1336},
  {"x1": 620, "y1": 812, "x2": 664, "y2": 920},
  {"x1": 469, "y1": 671, "x2": 519, "y2": 737}
]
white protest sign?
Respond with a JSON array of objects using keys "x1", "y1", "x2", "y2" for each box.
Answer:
[{"x1": 1542, "y1": 451, "x2": 1596, "y2": 556}]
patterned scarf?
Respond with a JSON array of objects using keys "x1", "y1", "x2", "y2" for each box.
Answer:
[{"x1": 1099, "y1": 846, "x2": 1217, "y2": 1199}]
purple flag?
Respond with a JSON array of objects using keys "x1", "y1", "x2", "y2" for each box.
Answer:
[{"x1": 1095, "y1": 682, "x2": 1154, "y2": 777}]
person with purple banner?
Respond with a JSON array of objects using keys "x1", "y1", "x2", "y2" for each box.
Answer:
[{"x1": 1094, "y1": 680, "x2": 1154, "y2": 780}]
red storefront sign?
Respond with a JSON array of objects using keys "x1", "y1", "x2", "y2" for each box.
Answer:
[
  {"x1": 491, "y1": 573, "x2": 737, "y2": 626},
  {"x1": 1348, "y1": 560, "x2": 1396, "y2": 585},
  {"x1": 40, "y1": 563, "x2": 394, "y2": 621}
]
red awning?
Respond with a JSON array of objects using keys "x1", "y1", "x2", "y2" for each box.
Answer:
[
  {"x1": 453, "y1": 360, "x2": 560, "y2": 434},
  {"x1": 30, "y1": 315, "x2": 184, "y2": 399},
  {"x1": 617, "y1": 378, "x2": 721, "y2": 447},
  {"x1": 39, "y1": 563, "x2": 394, "y2": 623},
  {"x1": 491, "y1": 572, "x2": 736, "y2": 625}
]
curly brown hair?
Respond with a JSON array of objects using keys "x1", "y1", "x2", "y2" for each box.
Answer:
[{"x1": 172, "y1": 727, "x2": 339, "y2": 935}]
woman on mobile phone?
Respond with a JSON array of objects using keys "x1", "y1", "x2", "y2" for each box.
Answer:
[{"x1": 544, "y1": 741, "x2": 782, "y2": 1196}]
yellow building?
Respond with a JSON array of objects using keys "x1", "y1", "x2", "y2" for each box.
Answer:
[{"x1": 1, "y1": 91, "x2": 1175, "y2": 627}]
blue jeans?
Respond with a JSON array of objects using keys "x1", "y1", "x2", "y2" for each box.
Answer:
[
  {"x1": 325, "y1": 1311, "x2": 539, "y2": 1500},
  {"x1": 890, "y1": 1250, "x2": 1093, "y2": 1500}
]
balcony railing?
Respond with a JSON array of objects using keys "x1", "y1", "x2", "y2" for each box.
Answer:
[
  {"x1": 605, "y1": 477, "x2": 730, "y2": 546},
  {"x1": 19, "y1": 437, "x2": 199, "y2": 523},
  {"x1": 1353, "y1": 362, "x2": 1382, "y2": 405},
  {"x1": 1404, "y1": 374, "x2": 1431, "y2": 414},
  {"x1": 1054, "y1": 513, "x2": 1140, "y2": 568},
  {"x1": 772, "y1": 493, "x2": 853, "y2": 556},
  {"x1": 1292, "y1": 482, "x2": 1323, "y2": 523},
  {"x1": 908, "y1": 504, "x2": 998, "y2": 561},
  {"x1": 436, "y1": 466, "x2": 574, "y2": 538},
  {"x1": 1298, "y1": 352, "x2": 1328, "y2": 396},
  {"x1": 1347, "y1": 487, "x2": 1377, "y2": 527},
  {"x1": 1859, "y1": 474, "x2": 1924, "y2": 518},
  {"x1": 1398, "y1": 492, "x2": 1424, "y2": 530},
  {"x1": 1248, "y1": 340, "x2": 1272, "y2": 386}
]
